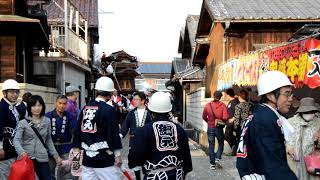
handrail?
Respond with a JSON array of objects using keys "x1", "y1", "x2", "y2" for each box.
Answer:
[{"x1": 50, "y1": 26, "x2": 88, "y2": 62}]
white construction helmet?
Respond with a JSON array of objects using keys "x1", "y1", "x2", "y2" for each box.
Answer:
[
  {"x1": 95, "y1": 76, "x2": 115, "y2": 92},
  {"x1": 2, "y1": 79, "x2": 20, "y2": 91},
  {"x1": 148, "y1": 92, "x2": 172, "y2": 113},
  {"x1": 257, "y1": 71, "x2": 292, "y2": 96}
]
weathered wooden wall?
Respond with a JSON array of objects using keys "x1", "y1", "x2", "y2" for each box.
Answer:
[
  {"x1": 0, "y1": 36, "x2": 16, "y2": 82},
  {"x1": 205, "y1": 22, "x2": 297, "y2": 97},
  {"x1": 205, "y1": 22, "x2": 224, "y2": 98},
  {"x1": 0, "y1": 0, "x2": 16, "y2": 82},
  {"x1": 0, "y1": 0, "x2": 14, "y2": 14},
  {"x1": 227, "y1": 31, "x2": 293, "y2": 60}
]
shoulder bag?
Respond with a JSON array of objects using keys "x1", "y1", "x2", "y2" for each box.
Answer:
[
  {"x1": 209, "y1": 102, "x2": 226, "y2": 129},
  {"x1": 26, "y1": 119, "x2": 52, "y2": 157}
]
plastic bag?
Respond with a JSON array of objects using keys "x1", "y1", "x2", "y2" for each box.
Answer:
[{"x1": 8, "y1": 155, "x2": 35, "y2": 180}]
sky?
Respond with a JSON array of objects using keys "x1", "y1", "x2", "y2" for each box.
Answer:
[{"x1": 95, "y1": 0, "x2": 202, "y2": 62}]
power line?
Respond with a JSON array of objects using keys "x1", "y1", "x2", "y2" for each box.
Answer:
[{"x1": 98, "y1": 8, "x2": 114, "y2": 14}]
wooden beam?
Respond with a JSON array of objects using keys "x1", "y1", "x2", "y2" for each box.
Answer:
[
  {"x1": 76, "y1": 10, "x2": 79, "y2": 35},
  {"x1": 69, "y1": 6, "x2": 73, "y2": 29},
  {"x1": 84, "y1": 20, "x2": 88, "y2": 42},
  {"x1": 64, "y1": 0, "x2": 68, "y2": 51}
]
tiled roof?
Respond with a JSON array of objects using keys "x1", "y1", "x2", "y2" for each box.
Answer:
[
  {"x1": 205, "y1": 0, "x2": 320, "y2": 21},
  {"x1": 74, "y1": 0, "x2": 98, "y2": 27},
  {"x1": 44, "y1": 0, "x2": 98, "y2": 27},
  {"x1": 43, "y1": 0, "x2": 64, "y2": 23},
  {"x1": 138, "y1": 62, "x2": 172, "y2": 74},
  {"x1": 179, "y1": 66, "x2": 204, "y2": 80},
  {"x1": 180, "y1": 27, "x2": 185, "y2": 41},
  {"x1": 109, "y1": 50, "x2": 137, "y2": 62},
  {"x1": 186, "y1": 15, "x2": 199, "y2": 47},
  {"x1": 178, "y1": 28, "x2": 185, "y2": 53},
  {"x1": 289, "y1": 24, "x2": 320, "y2": 41},
  {"x1": 172, "y1": 57, "x2": 188, "y2": 74}
]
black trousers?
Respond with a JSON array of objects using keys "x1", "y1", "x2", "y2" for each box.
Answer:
[
  {"x1": 32, "y1": 159, "x2": 51, "y2": 180},
  {"x1": 225, "y1": 122, "x2": 236, "y2": 149}
]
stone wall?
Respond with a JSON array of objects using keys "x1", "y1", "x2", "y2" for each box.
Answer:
[
  {"x1": 185, "y1": 87, "x2": 212, "y2": 149},
  {"x1": 185, "y1": 87, "x2": 233, "y2": 154}
]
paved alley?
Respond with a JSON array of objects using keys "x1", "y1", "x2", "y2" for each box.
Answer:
[{"x1": 119, "y1": 137, "x2": 239, "y2": 180}]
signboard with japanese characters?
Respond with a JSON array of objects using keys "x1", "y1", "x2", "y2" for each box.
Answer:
[
  {"x1": 217, "y1": 59, "x2": 237, "y2": 90},
  {"x1": 235, "y1": 52, "x2": 260, "y2": 86},
  {"x1": 265, "y1": 39, "x2": 308, "y2": 87},
  {"x1": 217, "y1": 37, "x2": 320, "y2": 90},
  {"x1": 265, "y1": 38, "x2": 320, "y2": 88},
  {"x1": 304, "y1": 39, "x2": 320, "y2": 88}
]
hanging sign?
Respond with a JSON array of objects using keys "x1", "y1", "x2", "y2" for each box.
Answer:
[{"x1": 217, "y1": 38, "x2": 320, "y2": 89}]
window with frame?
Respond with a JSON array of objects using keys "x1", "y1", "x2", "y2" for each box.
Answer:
[{"x1": 121, "y1": 80, "x2": 132, "y2": 90}]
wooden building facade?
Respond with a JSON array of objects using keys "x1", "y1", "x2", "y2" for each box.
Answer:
[
  {"x1": 29, "y1": 0, "x2": 99, "y2": 105},
  {"x1": 193, "y1": 0, "x2": 320, "y2": 97},
  {"x1": 0, "y1": 0, "x2": 49, "y2": 83},
  {"x1": 95, "y1": 50, "x2": 139, "y2": 94},
  {"x1": 168, "y1": 15, "x2": 205, "y2": 124}
]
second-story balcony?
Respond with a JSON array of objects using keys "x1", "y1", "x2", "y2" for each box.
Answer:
[{"x1": 50, "y1": 26, "x2": 88, "y2": 63}]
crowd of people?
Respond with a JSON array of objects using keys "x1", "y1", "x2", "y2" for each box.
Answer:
[
  {"x1": 0, "y1": 77, "x2": 192, "y2": 180},
  {"x1": 2, "y1": 70, "x2": 320, "y2": 180},
  {"x1": 202, "y1": 70, "x2": 320, "y2": 180}
]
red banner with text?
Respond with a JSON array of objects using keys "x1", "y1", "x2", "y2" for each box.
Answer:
[{"x1": 217, "y1": 38, "x2": 320, "y2": 90}]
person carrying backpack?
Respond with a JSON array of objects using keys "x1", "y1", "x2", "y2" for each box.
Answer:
[{"x1": 236, "y1": 71, "x2": 297, "y2": 180}]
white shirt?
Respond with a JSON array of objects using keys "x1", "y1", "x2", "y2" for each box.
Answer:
[
  {"x1": 137, "y1": 107, "x2": 146, "y2": 127},
  {"x1": 112, "y1": 95, "x2": 119, "y2": 103}
]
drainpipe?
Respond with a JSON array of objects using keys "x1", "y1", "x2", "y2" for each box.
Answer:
[
  {"x1": 180, "y1": 78, "x2": 185, "y2": 127},
  {"x1": 223, "y1": 21, "x2": 230, "y2": 64},
  {"x1": 182, "y1": 81, "x2": 186, "y2": 128}
]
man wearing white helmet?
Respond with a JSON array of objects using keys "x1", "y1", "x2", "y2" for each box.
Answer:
[
  {"x1": 236, "y1": 71, "x2": 297, "y2": 180},
  {"x1": 0, "y1": 79, "x2": 23, "y2": 179},
  {"x1": 128, "y1": 92, "x2": 192, "y2": 180},
  {"x1": 72, "y1": 76, "x2": 122, "y2": 180}
]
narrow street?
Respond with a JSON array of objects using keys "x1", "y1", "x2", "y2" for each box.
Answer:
[
  {"x1": 3, "y1": 0, "x2": 317, "y2": 179},
  {"x1": 119, "y1": 136, "x2": 239, "y2": 180}
]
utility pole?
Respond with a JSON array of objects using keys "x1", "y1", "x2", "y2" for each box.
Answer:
[{"x1": 64, "y1": 0, "x2": 68, "y2": 52}]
